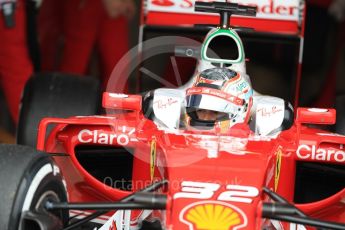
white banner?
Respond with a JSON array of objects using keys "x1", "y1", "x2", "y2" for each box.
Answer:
[{"x1": 147, "y1": 0, "x2": 301, "y2": 21}]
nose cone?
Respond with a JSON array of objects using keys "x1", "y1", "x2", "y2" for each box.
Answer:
[{"x1": 163, "y1": 133, "x2": 279, "y2": 230}]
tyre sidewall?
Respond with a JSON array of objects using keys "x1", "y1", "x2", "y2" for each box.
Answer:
[{"x1": 9, "y1": 155, "x2": 68, "y2": 230}]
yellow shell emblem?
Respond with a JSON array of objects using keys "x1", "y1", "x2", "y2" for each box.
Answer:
[{"x1": 181, "y1": 202, "x2": 245, "y2": 230}]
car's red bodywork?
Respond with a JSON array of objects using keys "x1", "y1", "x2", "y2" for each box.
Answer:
[
  {"x1": 36, "y1": 93, "x2": 345, "y2": 229},
  {"x1": 33, "y1": 1, "x2": 345, "y2": 228}
]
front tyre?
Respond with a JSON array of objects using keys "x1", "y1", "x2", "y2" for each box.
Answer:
[
  {"x1": 0, "y1": 144, "x2": 68, "y2": 230},
  {"x1": 17, "y1": 73, "x2": 101, "y2": 147}
]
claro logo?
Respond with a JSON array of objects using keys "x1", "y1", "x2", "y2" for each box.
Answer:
[
  {"x1": 77, "y1": 129, "x2": 135, "y2": 146},
  {"x1": 296, "y1": 145, "x2": 345, "y2": 163}
]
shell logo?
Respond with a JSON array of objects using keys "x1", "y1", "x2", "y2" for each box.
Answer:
[{"x1": 180, "y1": 201, "x2": 247, "y2": 230}]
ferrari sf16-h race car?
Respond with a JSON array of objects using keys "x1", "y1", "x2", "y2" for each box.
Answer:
[{"x1": 2, "y1": 1, "x2": 345, "y2": 230}]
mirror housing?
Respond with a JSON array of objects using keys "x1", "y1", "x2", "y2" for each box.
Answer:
[
  {"x1": 102, "y1": 92, "x2": 142, "y2": 111},
  {"x1": 202, "y1": 32, "x2": 243, "y2": 64},
  {"x1": 295, "y1": 108, "x2": 336, "y2": 125}
]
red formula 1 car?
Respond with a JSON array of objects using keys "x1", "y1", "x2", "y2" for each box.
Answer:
[{"x1": 2, "y1": 1, "x2": 345, "y2": 230}]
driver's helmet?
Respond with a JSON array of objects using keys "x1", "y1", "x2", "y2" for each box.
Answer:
[{"x1": 185, "y1": 67, "x2": 253, "y2": 129}]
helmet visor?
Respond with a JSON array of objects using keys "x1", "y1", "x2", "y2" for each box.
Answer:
[{"x1": 186, "y1": 93, "x2": 242, "y2": 116}]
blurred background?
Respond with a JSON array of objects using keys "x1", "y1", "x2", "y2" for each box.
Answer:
[{"x1": 0, "y1": 0, "x2": 344, "y2": 144}]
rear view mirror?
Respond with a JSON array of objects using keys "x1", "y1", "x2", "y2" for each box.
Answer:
[
  {"x1": 102, "y1": 92, "x2": 142, "y2": 111},
  {"x1": 295, "y1": 108, "x2": 336, "y2": 125}
]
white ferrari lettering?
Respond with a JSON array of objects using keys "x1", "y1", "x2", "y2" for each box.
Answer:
[
  {"x1": 77, "y1": 129, "x2": 132, "y2": 146},
  {"x1": 296, "y1": 144, "x2": 345, "y2": 163}
]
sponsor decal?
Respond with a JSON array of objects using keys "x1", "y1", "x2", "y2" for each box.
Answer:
[
  {"x1": 235, "y1": 81, "x2": 249, "y2": 93},
  {"x1": 255, "y1": 99, "x2": 284, "y2": 136},
  {"x1": 77, "y1": 128, "x2": 135, "y2": 146},
  {"x1": 150, "y1": 139, "x2": 157, "y2": 181},
  {"x1": 296, "y1": 145, "x2": 345, "y2": 163},
  {"x1": 174, "y1": 181, "x2": 259, "y2": 203},
  {"x1": 153, "y1": 97, "x2": 178, "y2": 109},
  {"x1": 53, "y1": 164, "x2": 60, "y2": 176},
  {"x1": 148, "y1": 0, "x2": 300, "y2": 22},
  {"x1": 180, "y1": 201, "x2": 247, "y2": 230},
  {"x1": 257, "y1": 105, "x2": 283, "y2": 117},
  {"x1": 186, "y1": 87, "x2": 243, "y2": 105},
  {"x1": 152, "y1": 90, "x2": 183, "y2": 130},
  {"x1": 274, "y1": 147, "x2": 282, "y2": 191}
]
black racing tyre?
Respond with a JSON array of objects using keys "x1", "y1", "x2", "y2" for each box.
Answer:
[
  {"x1": 335, "y1": 95, "x2": 345, "y2": 135},
  {"x1": 0, "y1": 144, "x2": 68, "y2": 230},
  {"x1": 17, "y1": 73, "x2": 101, "y2": 147}
]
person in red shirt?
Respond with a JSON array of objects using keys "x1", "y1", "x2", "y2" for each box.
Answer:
[
  {"x1": 0, "y1": 0, "x2": 33, "y2": 123},
  {"x1": 38, "y1": 0, "x2": 135, "y2": 92}
]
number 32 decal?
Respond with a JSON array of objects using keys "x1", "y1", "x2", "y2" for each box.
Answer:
[{"x1": 174, "y1": 181, "x2": 259, "y2": 203}]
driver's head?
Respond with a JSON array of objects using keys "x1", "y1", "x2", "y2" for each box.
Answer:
[
  {"x1": 195, "y1": 109, "x2": 228, "y2": 121},
  {"x1": 186, "y1": 68, "x2": 253, "y2": 128}
]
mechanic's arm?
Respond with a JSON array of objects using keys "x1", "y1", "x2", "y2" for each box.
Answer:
[{"x1": 102, "y1": 0, "x2": 136, "y2": 19}]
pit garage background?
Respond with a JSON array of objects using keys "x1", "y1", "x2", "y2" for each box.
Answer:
[{"x1": 0, "y1": 0, "x2": 344, "y2": 143}]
